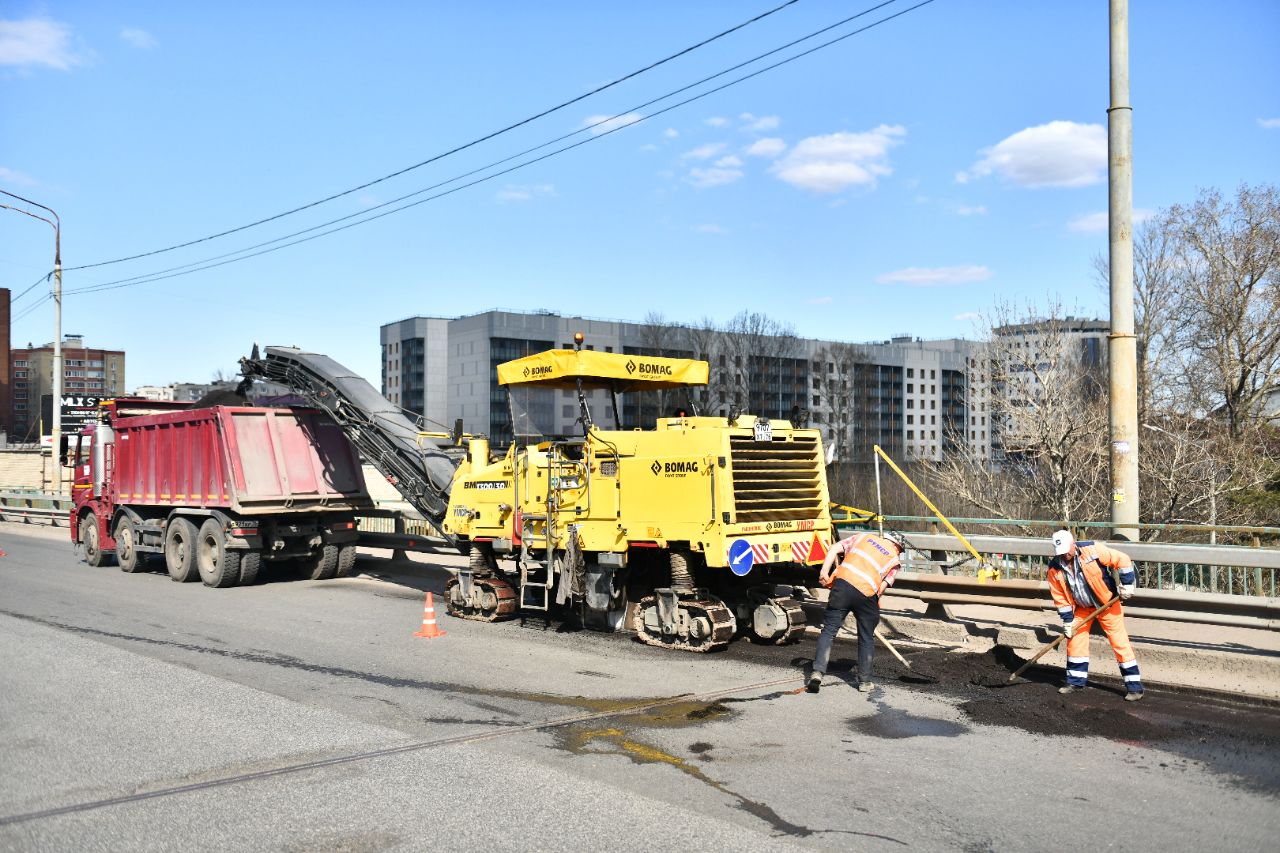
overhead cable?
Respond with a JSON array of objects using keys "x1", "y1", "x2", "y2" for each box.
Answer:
[
  {"x1": 64, "y1": 0, "x2": 804, "y2": 272},
  {"x1": 67, "y1": 0, "x2": 933, "y2": 296}
]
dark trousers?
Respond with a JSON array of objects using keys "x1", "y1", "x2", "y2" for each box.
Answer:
[{"x1": 813, "y1": 579, "x2": 880, "y2": 681}]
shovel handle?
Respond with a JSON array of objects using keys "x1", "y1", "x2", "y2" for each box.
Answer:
[
  {"x1": 874, "y1": 627, "x2": 912, "y2": 669},
  {"x1": 1007, "y1": 596, "x2": 1119, "y2": 682}
]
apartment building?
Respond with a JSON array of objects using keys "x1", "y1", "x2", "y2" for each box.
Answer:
[
  {"x1": 7, "y1": 336, "x2": 125, "y2": 443},
  {"x1": 381, "y1": 310, "x2": 987, "y2": 462}
]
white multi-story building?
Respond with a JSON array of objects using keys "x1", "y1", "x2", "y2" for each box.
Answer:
[{"x1": 380, "y1": 310, "x2": 986, "y2": 460}]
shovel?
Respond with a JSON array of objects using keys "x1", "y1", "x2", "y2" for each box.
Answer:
[
  {"x1": 875, "y1": 627, "x2": 939, "y2": 684},
  {"x1": 1006, "y1": 596, "x2": 1119, "y2": 683}
]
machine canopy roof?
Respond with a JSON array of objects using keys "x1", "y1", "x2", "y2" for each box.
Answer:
[{"x1": 496, "y1": 349, "x2": 709, "y2": 390}]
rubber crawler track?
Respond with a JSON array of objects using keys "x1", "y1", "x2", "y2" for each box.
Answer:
[
  {"x1": 633, "y1": 594, "x2": 737, "y2": 653},
  {"x1": 444, "y1": 576, "x2": 519, "y2": 622}
]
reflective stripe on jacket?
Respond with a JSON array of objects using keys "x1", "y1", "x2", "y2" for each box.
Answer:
[
  {"x1": 831, "y1": 532, "x2": 901, "y2": 597},
  {"x1": 1047, "y1": 541, "x2": 1136, "y2": 624}
]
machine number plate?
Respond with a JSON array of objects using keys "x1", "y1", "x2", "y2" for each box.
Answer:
[{"x1": 753, "y1": 421, "x2": 772, "y2": 442}]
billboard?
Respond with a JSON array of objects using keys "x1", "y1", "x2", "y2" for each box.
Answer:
[{"x1": 40, "y1": 394, "x2": 105, "y2": 446}]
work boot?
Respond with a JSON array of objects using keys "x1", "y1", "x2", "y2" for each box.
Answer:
[
  {"x1": 1058, "y1": 684, "x2": 1084, "y2": 695},
  {"x1": 1124, "y1": 690, "x2": 1145, "y2": 702},
  {"x1": 857, "y1": 680, "x2": 875, "y2": 693},
  {"x1": 806, "y1": 673, "x2": 822, "y2": 694}
]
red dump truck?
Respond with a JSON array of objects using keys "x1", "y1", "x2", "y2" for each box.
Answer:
[{"x1": 69, "y1": 399, "x2": 373, "y2": 587}]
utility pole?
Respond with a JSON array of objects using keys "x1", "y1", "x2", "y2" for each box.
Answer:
[
  {"x1": 1107, "y1": 0, "x2": 1140, "y2": 541},
  {"x1": 0, "y1": 191, "x2": 63, "y2": 492}
]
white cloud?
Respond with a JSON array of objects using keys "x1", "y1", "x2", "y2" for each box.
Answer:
[
  {"x1": 694, "y1": 224, "x2": 729, "y2": 234},
  {"x1": 495, "y1": 183, "x2": 555, "y2": 203},
  {"x1": 770, "y1": 125, "x2": 905, "y2": 193},
  {"x1": 953, "y1": 311, "x2": 981, "y2": 322},
  {"x1": 1067, "y1": 208, "x2": 1155, "y2": 233},
  {"x1": 956, "y1": 204, "x2": 987, "y2": 216},
  {"x1": 739, "y1": 112, "x2": 779, "y2": 132},
  {"x1": 746, "y1": 137, "x2": 786, "y2": 158},
  {"x1": 958, "y1": 121, "x2": 1106, "y2": 188},
  {"x1": 119, "y1": 27, "x2": 156, "y2": 49},
  {"x1": 681, "y1": 142, "x2": 726, "y2": 161},
  {"x1": 806, "y1": 296, "x2": 834, "y2": 305},
  {"x1": 714, "y1": 155, "x2": 743, "y2": 168},
  {"x1": 876, "y1": 265, "x2": 993, "y2": 286},
  {"x1": 584, "y1": 113, "x2": 643, "y2": 135},
  {"x1": 0, "y1": 18, "x2": 78, "y2": 70},
  {"x1": 663, "y1": 128, "x2": 679, "y2": 139},
  {"x1": 686, "y1": 167, "x2": 742, "y2": 189},
  {"x1": 0, "y1": 165, "x2": 38, "y2": 187},
  {"x1": 705, "y1": 117, "x2": 729, "y2": 128},
  {"x1": 1257, "y1": 118, "x2": 1280, "y2": 129}
]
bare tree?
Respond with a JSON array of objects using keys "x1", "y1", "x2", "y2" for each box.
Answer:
[
  {"x1": 1169, "y1": 184, "x2": 1280, "y2": 436},
  {"x1": 927, "y1": 301, "x2": 1110, "y2": 526},
  {"x1": 720, "y1": 311, "x2": 800, "y2": 419}
]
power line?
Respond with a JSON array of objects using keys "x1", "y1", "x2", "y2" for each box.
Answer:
[
  {"x1": 11, "y1": 292, "x2": 51, "y2": 324},
  {"x1": 8, "y1": 271, "x2": 52, "y2": 306},
  {"x1": 67, "y1": 0, "x2": 932, "y2": 297},
  {"x1": 64, "y1": 0, "x2": 803, "y2": 272}
]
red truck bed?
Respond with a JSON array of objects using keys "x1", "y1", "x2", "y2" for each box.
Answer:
[{"x1": 111, "y1": 406, "x2": 371, "y2": 514}]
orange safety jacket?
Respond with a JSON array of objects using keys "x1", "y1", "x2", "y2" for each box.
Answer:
[
  {"x1": 829, "y1": 532, "x2": 901, "y2": 597},
  {"x1": 1047, "y1": 541, "x2": 1136, "y2": 624}
]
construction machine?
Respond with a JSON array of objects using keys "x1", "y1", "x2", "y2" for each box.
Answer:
[{"x1": 242, "y1": 338, "x2": 835, "y2": 652}]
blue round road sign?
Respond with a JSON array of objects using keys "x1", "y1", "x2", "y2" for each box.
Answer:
[{"x1": 728, "y1": 539, "x2": 754, "y2": 577}]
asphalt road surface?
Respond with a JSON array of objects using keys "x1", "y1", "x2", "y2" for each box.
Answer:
[{"x1": 1, "y1": 525, "x2": 1277, "y2": 852}]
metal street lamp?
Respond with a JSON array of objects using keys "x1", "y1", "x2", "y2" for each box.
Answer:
[{"x1": 1, "y1": 191, "x2": 63, "y2": 492}]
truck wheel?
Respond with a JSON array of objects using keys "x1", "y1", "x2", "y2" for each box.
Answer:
[
  {"x1": 302, "y1": 544, "x2": 339, "y2": 581},
  {"x1": 196, "y1": 518, "x2": 241, "y2": 588},
  {"x1": 164, "y1": 517, "x2": 200, "y2": 582},
  {"x1": 81, "y1": 516, "x2": 113, "y2": 568},
  {"x1": 237, "y1": 551, "x2": 262, "y2": 586},
  {"x1": 335, "y1": 544, "x2": 358, "y2": 578},
  {"x1": 115, "y1": 519, "x2": 146, "y2": 573}
]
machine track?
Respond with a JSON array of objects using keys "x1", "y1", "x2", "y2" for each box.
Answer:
[
  {"x1": 445, "y1": 575, "x2": 519, "y2": 622},
  {"x1": 634, "y1": 593, "x2": 737, "y2": 653},
  {"x1": 749, "y1": 596, "x2": 808, "y2": 645}
]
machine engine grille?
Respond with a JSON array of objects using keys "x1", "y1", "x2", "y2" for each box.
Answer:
[{"x1": 729, "y1": 433, "x2": 824, "y2": 523}]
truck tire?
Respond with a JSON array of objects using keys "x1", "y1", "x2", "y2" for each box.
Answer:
[
  {"x1": 335, "y1": 544, "x2": 357, "y2": 578},
  {"x1": 81, "y1": 516, "x2": 113, "y2": 568},
  {"x1": 196, "y1": 518, "x2": 241, "y2": 588},
  {"x1": 115, "y1": 519, "x2": 146, "y2": 573},
  {"x1": 164, "y1": 517, "x2": 200, "y2": 583},
  {"x1": 302, "y1": 544, "x2": 339, "y2": 581},
  {"x1": 237, "y1": 551, "x2": 262, "y2": 586}
]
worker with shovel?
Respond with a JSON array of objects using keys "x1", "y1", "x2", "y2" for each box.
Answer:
[
  {"x1": 807, "y1": 530, "x2": 907, "y2": 694},
  {"x1": 1048, "y1": 530, "x2": 1144, "y2": 701}
]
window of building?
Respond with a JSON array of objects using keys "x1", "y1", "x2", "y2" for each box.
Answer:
[
  {"x1": 931, "y1": 369, "x2": 936, "y2": 379},
  {"x1": 907, "y1": 415, "x2": 914, "y2": 424},
  {"x1": 906, "y1": 430, "x2": 914, "y2": 440},
  {"x1": 907, "y1": 368, "x2": 914, "y2": 378},
  {"x1": 812, "y1": 395, "x2": 821, "y2": 406},
  {"x1": 907, "y1": 383, "x2": 913, "y2": 393},
  {"x1": 907, "y1": 399, "x2": 914, "y2": 409}
]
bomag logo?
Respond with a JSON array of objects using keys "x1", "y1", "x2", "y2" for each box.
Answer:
[
  {"x1": 523, "y1": 365, "x2": 554, "y2": 379},
  {"x1": 626, "y1": 360, "x2": 673, "y2": 377},
  {"x1": 653, "y1": 460, "x2": 699, "y2": 476}
]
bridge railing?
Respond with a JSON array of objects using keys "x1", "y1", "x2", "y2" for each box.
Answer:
[{"x1": 0, "y1": 491, "x2": 71, "y2": 527}]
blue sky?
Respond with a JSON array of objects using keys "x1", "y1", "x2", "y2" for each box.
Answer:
[{"x1": 2, "y1": 1, "x2": 1278, "y2": 389}]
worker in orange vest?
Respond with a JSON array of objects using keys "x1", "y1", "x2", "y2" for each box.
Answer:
[
  {"x1": 807, "y1": 530, "x2": 906, "y2": 694},
  {"x1": 1048, "y1": 529, "x2": 1144, "y2": 701}
]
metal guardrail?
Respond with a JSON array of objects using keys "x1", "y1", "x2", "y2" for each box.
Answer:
[
  {"x1": 834, "y1": 525, "x2": 1280, "y2": 598},
  {"x1": 0, "y1": 491, "x2": 71, "y2": 527},
  {"x1": 888, "y1": 571, "x2": 1280, "y2": 631}
]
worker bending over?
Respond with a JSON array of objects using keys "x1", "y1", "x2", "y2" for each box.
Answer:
[
  {"x1": 1048, "y1": 529, "x2": 1144, "y2": 701},
  {"x1": 808, "y1": 530, "x2": 906, "y2": 694}
]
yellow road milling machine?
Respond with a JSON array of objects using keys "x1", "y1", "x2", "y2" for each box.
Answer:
[{"x1": 242, "y1": 339, "x2": 836, "y2": 653}]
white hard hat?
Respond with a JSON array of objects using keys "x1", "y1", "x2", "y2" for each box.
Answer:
[{"x1": 1051, "y1": 530, "x2": 1075, "y2": 556}]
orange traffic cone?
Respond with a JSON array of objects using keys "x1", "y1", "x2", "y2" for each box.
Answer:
[{"x1": 413, "y1": 592, "x2": 446, "y2": 639}]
